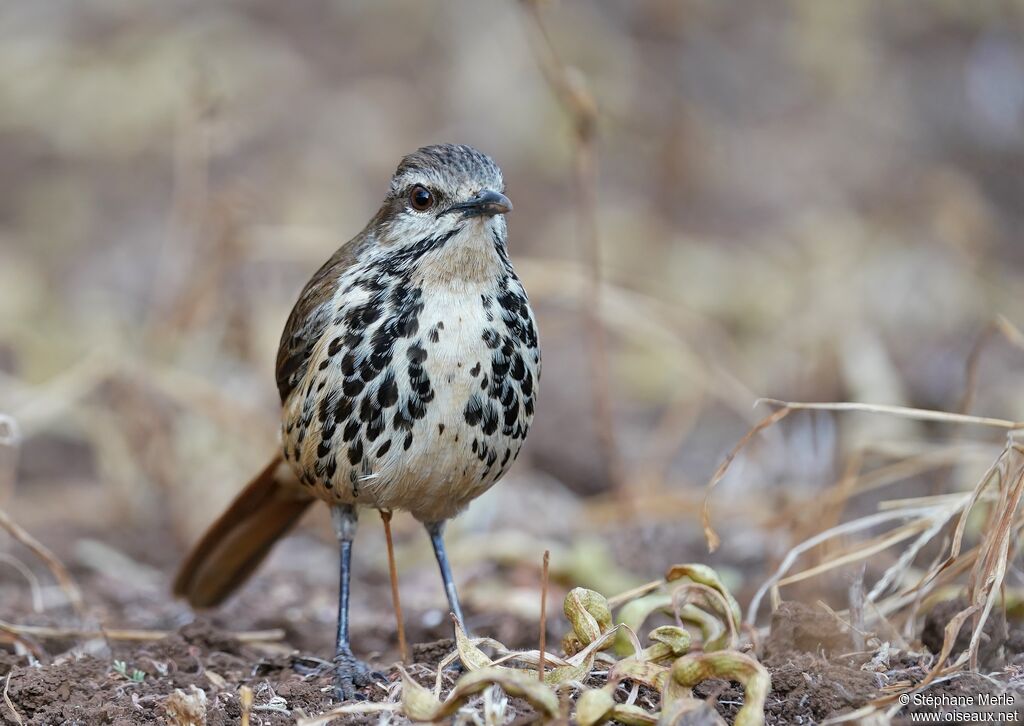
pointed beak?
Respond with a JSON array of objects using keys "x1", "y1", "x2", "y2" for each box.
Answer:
[{"x1": 445, "y1": 189, "x2": 513, "y2": 218}]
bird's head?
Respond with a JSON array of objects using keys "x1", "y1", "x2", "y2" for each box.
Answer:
[{"x1": 372, "y1": 144, "x2": 512, "y2": 249}]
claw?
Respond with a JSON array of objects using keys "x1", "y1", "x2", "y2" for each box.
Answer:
[{"x1": 333, "y1": 647, "x2": 379, "y2": 701}]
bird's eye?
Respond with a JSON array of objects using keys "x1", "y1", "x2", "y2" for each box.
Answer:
[{"x1": 409, "y1": 185, "x2": 434, "y2": 211}]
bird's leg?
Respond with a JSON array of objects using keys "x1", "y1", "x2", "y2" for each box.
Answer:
[
  {"x1": 330, "y1": 505, "x2": 380, "y2": 700},
  {"x1": 425, "y1": 520, "x2": 468, "y2": 634}
]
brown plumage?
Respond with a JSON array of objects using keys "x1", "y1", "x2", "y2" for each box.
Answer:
[
  {"x1": 173, "y1": 457, "x2": 312, "y2": 607},
  {"x1": 173, "y1": 144, "x2": 540, "y2": 700}
]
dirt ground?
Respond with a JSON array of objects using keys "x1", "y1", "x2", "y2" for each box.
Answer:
[{"x1": 3, "y1": 523, "x2": 1024, "y2": 725}]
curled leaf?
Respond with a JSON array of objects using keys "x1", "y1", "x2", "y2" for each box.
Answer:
[
  {"x1": 607, "y1": 703, "x2": 659, "y2": 725},
  {"x1": 453, "y1": 618, "x2": 501, "y2": 672},
  {"x1": 614, "y1": 592, "x2": 671, "y2": 656},
  {"x1": 644, "y1": 626, "x2": 691, "y2": 662},
  {"x1": 608, "y1": 657, "x2": 668, "y2": 690},
  {"x1": 563, "y1": 587, "x2": 613, "y2": 655},
  {"x1": 665, "y1": 564, "x2": 742, "y2": 635},
  {"x1": 401, "y1": 666, "x2": 559, "y2": 722},
  {"x1": 576, "y1": 687, "x2": 616, "y2": 726},
  {"x1": 668, "y1": 652, "x2": 770, "y2": 726}
]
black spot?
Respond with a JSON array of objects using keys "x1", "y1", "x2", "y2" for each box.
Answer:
[
  {"x1": 318, "y1": 359, "x2": 330, "y2": 371},
  {"x1": 317, "y1": 439, "x2": 332, "y2": 458},
  {"x1": 341, "y1": 353, "x2": 356, "y2": 376},
  {"x1": 510, "y1": 352, "x2": 526, "y2": 381},
  {"x1": 482, "y1": 328, "x2": 500, "y2": 348},
  {"x1": 394, "y1": 408, "x2": 414, "y2": 431},
  {"x1": 368, "y1": 339, "x2": 393, "y2": 372},
  {"x1": 407, "y1": 395, "x2": 427, "y2": 420},
  {"x1": 360, "y1": 359, "x2": 381, "y2": 382},
  {"x1": 334, "y1": 396, "x2": 354, "y2": 423},
  {"x1": 501, "y1": 448, "x2": 512, "y2": 467},
  {"x1": 464, "y1": 394, "x2": 484, "y2": 426},
  {"x1": 343, "y1": 419, "x2": 361, "y2": 442},
  {"x1": 376, "y1": 440, "x2": 392, "y2": 458},
  {"x1": 491, "y1": 348, "x2": 510, "y2": 379},
  {"x1": 522, "y1": 371, "x2": 533, "y2": 397},
  {"x1": 481, "y1": 375, "x2": 488, "y2": 391},
  {"x1": 471, "y1": 438, "x2": 478, "y2": 454},
  {"x1": 438, "y1": 423, "x2": 445, "y2": 435},
  {"x1": 470, "y1": 362, "x2": 481, "y2": 377},
  {"x1": 403, "y1": 432, "x2": 413, "y2": 451},
  {"x1": 377, "y1": 370, "x2": 399, "y2": 407},
  {"x1": 366, "y1": 413, "x2": 385, "y2": 442},
  {"x1": 407, "y1": 344, "x2": 428, "y2": 364},
  {"x1": 481, "y1": 402, "x2": 499, "y2": 436},
  {"x1": 343, "y1": 377, "x2": 364, "y2": 397},
  {"x1": 328, "y1": 336, "x2": 345, "y2": 356},
  {"x1": 503, "y1": 396, "x2": 520, "y2": 429},
  {"x1": 318, "y1": 393, "x2": 336, "y2": 423},
  {"x1": 348, "y1": 439, "x2": 364, "y2": 465},
  {"x1": 498, "y1": 381, "x2": 516, "y2": 408}
]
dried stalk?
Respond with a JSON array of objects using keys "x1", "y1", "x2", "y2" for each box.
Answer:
[
  {"x1": 0, "y1": 620, "x2": 284, "y2": 643},
  {"x1": 0, "y1": 507, "x2": 85, "y2": 617},
  {"x1": 380, "y1": 509, "x2": 409, "y2": 663},
  {"x1": 538, "y1": 550, "x2": 550, "y2": 681},
  {"x1": 521, "y1": 0, "x2": 627, "y2": 499}
]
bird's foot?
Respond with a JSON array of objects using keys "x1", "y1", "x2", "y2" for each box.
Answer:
[{"x1": 333, "y1": 647, "x2": 387, "y2": 702}]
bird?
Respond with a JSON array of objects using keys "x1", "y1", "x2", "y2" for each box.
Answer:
[{"x1": 173, "y1": 144, "x2": 541, "y2": 700}]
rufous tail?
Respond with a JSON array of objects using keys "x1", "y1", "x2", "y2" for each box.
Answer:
[{"x1": 173, "y1": 456, "x2": 314, "y2": 607}]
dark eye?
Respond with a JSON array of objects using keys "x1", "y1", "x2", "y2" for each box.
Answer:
[{"x1": 409, "y1": 185, "x2": 434, "y2": 211}]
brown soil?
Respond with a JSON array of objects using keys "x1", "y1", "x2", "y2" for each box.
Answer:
[{"x1": 4, "y1": 550, "x2": 1024, "y2": 725}]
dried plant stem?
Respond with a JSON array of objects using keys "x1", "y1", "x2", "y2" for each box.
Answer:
[
  {"x1": 379, "y1": 509, "x2": 408, "y2": 664},
  {"x1": 0, "y1": 507, "x2": 85, "y2": 617},
  {"x1": 522, "y1": 0, "x2": 627, "y2": 500},
  {"x1": 3, "y1": 671, "x2": 23, "y2": 726},
  {"x1": 538, "y1": 550, "x2": 550, "y2": 681},
  {"x1": 0, "y1": 620, "x2": 283, "y2": 643},
  {"x1": 702, "y1": 406, "x2": 792, "y2": 552},
  {"x1": 757, "y1": 398, "x2": 1020, "y2": 429},
  {"x1": 240, "y1": 685, "x2": 253, "y2": 726}
]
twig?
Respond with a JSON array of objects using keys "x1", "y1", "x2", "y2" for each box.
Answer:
[
  {"x1": 3, "y1": 671, "x2": 22, "y2": 726},
  {"x1": 756, "y1": 398, "x2": 1020, "y2": 429},
  {"x1": 0, "y1": 620, "x2": 284, "y2": 643},
  {"x1": 0, "y1": 507, "x2": 85, "y2": 617},
  {"x1": 295, "y1": 702, "x2": 401, "y2": 726},
  {"x1": 702, "y1": 406, "x2": 792, "y2": 552},
  {"x1": 380, "y1": 509, "x2": 408, "y2": 663},
  {"x1": 240, "y1": 685, "x2": 253, "y2": 726},
  {"x1": 521, "y1": 0, "x2": 627, "y2": 500},
  {"x1": 538, "y1": 550, "x2": 550, "y2": 681}
]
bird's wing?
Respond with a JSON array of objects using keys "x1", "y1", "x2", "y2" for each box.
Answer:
[{"x1": 275, "y1": 230, "x2": 374, "y2": 402}]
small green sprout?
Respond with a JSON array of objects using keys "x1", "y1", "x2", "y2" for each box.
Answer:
[{"x1": 112, "y1": 660, "x2": 145, "y2": 682}]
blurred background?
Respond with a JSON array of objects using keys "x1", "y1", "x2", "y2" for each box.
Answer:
[{"x1": 2, "y1": 0, "x2": 1024, "y2": 660}]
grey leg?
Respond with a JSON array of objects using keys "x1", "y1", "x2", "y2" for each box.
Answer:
[
  {"x1": 425, "y1": 520, "x2": 467, "y2": 631},
  {"x1": 330, "y1": 505, "x2": 379, "y2": 700}
]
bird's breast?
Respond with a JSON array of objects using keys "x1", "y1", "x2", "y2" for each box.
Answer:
[{"x1": 281, "y1": 258, "x2": 540, "y2": 523}]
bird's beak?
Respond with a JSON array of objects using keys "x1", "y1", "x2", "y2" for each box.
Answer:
[{"x1": 445, "y1": 189, "x2": 513, "y2": 218}]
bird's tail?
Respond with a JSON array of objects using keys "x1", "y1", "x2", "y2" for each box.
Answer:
[{"x1": 173, "y1": 456, "x2": 314, "y2": 607}]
